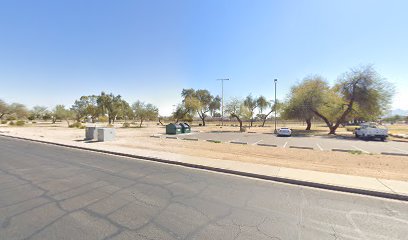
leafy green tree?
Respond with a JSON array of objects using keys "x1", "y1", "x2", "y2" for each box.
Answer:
[
  {"x1": 132, "y1": 101, "x2": 159, "y2": 127},
  {"x1": 171, "y1": 97, "x2": 197, "y2": 123},
  {"x1": 256, "y1": 96, "x2": 275, "y2": 127},
  {"x1": 181, "y1": 88, "x2": 220, "y2": 126},
  {"x1": 225, "y1": 98, "x2": 251, "y2": 132},
  {"x1": 0, "y1": 99, "x2": 10, "y2": 119},
  {"x1": 243, "y1": 95, "x2": 258, "y2": 127},
  {"x1": 281, "y1": 76, "x2": 326, "y2": 130},
  {"x1": 209, "y1": 95, "x2": 221, "y2": 117},
  {"x1": 53, "y1": 105, "x2": 73, "y2": 126},
  {"x1": 31, "y1": 106, "x2": 48, "y2": 120},
  {"x1": 291, "y1": 66, "x2": 394, "y2": 134},
  {"x1": 97, "y1": 92, "x2": 128, "y2": 124},
  {"x1": 8, "y1": 103, "x2": 29, "y2": 119},
  {"x1": 70, "y1": 95, "x2": 99, "y2": 123}
]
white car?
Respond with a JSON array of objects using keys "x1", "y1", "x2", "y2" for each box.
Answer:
[
  {"x1": 354, "y1": 123, "x2": 388, "y2": 141},
  {"x1": 277, "y1": 127, "x2": 292, "y2": 137}
]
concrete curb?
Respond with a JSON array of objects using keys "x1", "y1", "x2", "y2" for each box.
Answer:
[
  {"x1": 289, "y1": 146, "x2": 314, "y2": 150},
  {"x1": 150, "y1": 135, "x2": 161, "y2": 138},
  {"x1": 182, "y1": 138, "x2": 199, "y2": 141},
  {"x1": 332, "y1": 148, "x2": 352, "y2": 153},
  {"x1": 1, "y1": 134, "x2": 407, "y2": 202},
  {"x1": 257, "y1": 143, "x2": 277, "y2": 147},
  {"x1": 206, "y1": 139, "x2": 222, "y2": 143},
  {"x1": 381, "y1": 152, "x2": 408, "y2": 157},
  {"x1": 229, "y1": 141, "x2": 248, "y2": 145},
  {"x1": 165, "y1": 136, "x2": 178, "y2": 139}
]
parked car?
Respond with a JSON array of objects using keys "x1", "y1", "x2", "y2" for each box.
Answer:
[
  {"x1": 277, "y1": 127, "x2": 292, "y2": 137},
  {"x1": 354, "y1": 123, "x2": 388, "y2": 141}
]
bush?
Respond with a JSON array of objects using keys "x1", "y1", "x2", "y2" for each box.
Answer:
[
  {"x1": 69, "y1": 122, "x2": 83, "y2": 128},
  {"x1": 106, "y1": 124, "x2": 114, "y2": 128},
  {"x1": 1, "y1": 120, "x2": 7, "y2": 124},
  {"x1": 9, "y1": 121, "x2": 15, "y2": 125},
  {"x1": 6, "y1": 116, "x2": 16, "y2": 121},
  {"x1": 16, "y1": 120, "x2": 25, "y2": 126},
  {"x1": 32, "y1": 121, "x2": 37, "y2": 124},
  {"x1": 98, "y1": 116, "x2": 108, "y2": 123},
  {"x1": 122, "y1": 122, "x2": 131, "y2": 128}
]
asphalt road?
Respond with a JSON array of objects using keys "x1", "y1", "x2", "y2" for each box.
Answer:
[
  {"x1": 0, "y1": 136, "x2": 407, "y2": 240},
  {"x1": 185, "y1": 132, "x2": 408, "y2": 154}
]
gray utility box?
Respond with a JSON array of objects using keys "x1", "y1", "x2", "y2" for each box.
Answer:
[
  {"x1": 97, "y1": 128, "x2": 116, "y2": 142},
  {"x1": 85, "y1": 127, "x2": 100, "y2": 140}
]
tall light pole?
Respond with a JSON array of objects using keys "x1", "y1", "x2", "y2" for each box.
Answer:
[
  {"x1": 217, "y1": 78, "x2": 229, "y2": 126},
  {"x1": 274, "y1": 78, "x2": 278, "y2": 134}
]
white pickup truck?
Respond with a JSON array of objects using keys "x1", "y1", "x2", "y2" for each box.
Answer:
[{"x1": 354, "y1": 123, "x2": 388, "y2": 141}]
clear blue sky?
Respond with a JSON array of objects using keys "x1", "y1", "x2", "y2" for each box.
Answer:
[{"x1": 1, "y1": 0, "x2": 407, "y2": 115}]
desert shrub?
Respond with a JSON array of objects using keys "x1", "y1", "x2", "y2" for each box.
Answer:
[
  {"x1": 16, "y1": 120, "x2": 25, "y2": 126},
  {"x1": 9, "y1": 121, "x2": 15, "y2": 125},
  {"x1": 69, "y1": 122, "x2": 82, "y2": 128},
  {"x1": 6, "y1": 116, "x2": 16, "y2": 121},
  {"x1": 79, "y1": 125, "x2": 85, "y2": 129},
  {"x1": 122, "y1": 122, "x2": 131, "y2": 128},
  {"x1": 32, "y1": 121, "x2": 37, "y2": 124},
  {"x1": 106, "y1": 124, "x2": 114, "y2": 128},
  {"x1": 1, "y1": 120, "x2": 7, "y2": 124},
  {"x1": 98, "y1": 116, "x2": 108, "y2": 122}
]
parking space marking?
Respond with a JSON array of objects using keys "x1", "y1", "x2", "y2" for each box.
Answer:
[
  {"x1": 252, "y1": 140, "x2": 263, "y2": 145},
  {"x1": 392, "y1": 147, "x2": 408, "y2": 154},
  {"x1": 316, "y1": 143, "x2": 323, "y2": 151},
  {"x1": 351, "y1": 145, "x2": 369, "y2": 154},
  {"x1": 283, "y1": 141, "x2": 288, "y2": 148}
]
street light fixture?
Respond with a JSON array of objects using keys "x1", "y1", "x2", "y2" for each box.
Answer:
[
  {"x1": 217, "y1": 78, "x2": 229, "y2": 126},
  {"x1": 274, "y1": 78, "x2": 278, "y2": 134}
]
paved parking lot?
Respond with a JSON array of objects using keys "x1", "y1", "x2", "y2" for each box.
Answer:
[{"x1": 160, "y1": 131, "x2": 408, "y2": 155}]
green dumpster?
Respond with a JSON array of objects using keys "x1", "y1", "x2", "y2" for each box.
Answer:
[
  {"x1": 180, "y1": 123, "x2": 191, "y2": 133},
  {"x1": 166, "y1": 123, "x2": 182, "y2": 135}
]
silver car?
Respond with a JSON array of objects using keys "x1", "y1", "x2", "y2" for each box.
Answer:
[{"x1": 277, "y1": 127, "x2": 292, "y2": 137}]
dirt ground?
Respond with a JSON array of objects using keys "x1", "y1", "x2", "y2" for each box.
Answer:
[{"x1": 1, "y1": 121, "x2": 408, "y2": 181}]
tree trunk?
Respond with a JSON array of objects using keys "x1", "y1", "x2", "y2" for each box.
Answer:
[
  {"x1": 158, "y1": 118, "x2": 164, "y2": 126},
  {"x1": 231, "y1": 114, "x2": 243, "y2": 132},
  {"x1": 262, "y1": 109, "x2": 274, "y2": 127},
  {"x1": 139, "y1": 119, "x2": 143, "y2": 128},
  {"x1": 311, "y1": 109, "x2": 335, "y2": 134},
  {"x1": 66, "y1": 119, "x2": 70, "y2": 127},
  {"x1": 305, "y1": 118, "x2": 312, "y2": 130},
  {"x1": 198, "y1": 111, "x2": 206, "y2": 126}
]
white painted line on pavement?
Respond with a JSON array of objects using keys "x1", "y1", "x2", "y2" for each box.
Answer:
[
  {"x1": 283, "y1": 141, "x2": 288, "y2": 148},
  {"x1": 316, "y1": 143, "x2": 323, "y2": 151},
  {"x1": 392, "y1": 147, "x2": 408, "y2": 153},
  {"x1": 351, "y1": 145, "x2": 369, "y2": 154},
  {"x1": 252, "y1": 140, "x2": 263, "y2": 145}
]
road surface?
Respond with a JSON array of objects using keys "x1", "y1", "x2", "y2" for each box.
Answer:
[{"x1": 0, "y1": 136, "x2": 407, "y2": 240}]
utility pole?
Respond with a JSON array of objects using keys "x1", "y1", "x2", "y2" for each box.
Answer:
[
  {"x1": 274, "y1": 78, "x2": 278, "y2": 134},
  {"x1": 217, "y1": 78, "x2": 229, "y2": 126}
]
